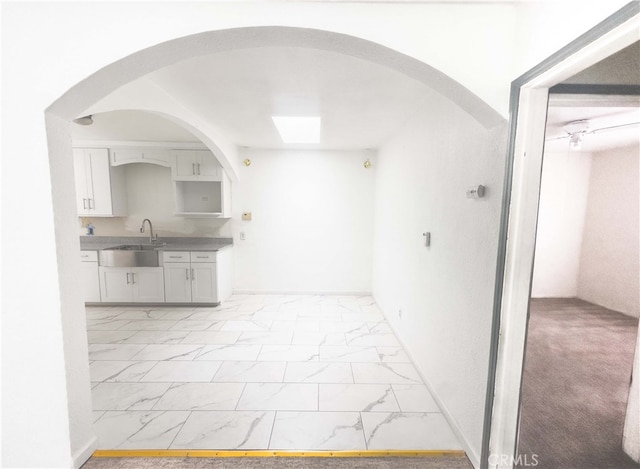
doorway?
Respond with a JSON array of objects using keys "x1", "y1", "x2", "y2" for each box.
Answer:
[
  {"x1": 485, "y1": 3, "x2": 640, "y2": 468},
  {"x1": 517, "y1": 80, "x2": 640, "y2": 467}
]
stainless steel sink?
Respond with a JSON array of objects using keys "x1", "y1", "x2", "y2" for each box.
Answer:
[
  {"x1": 99, "y1": 244, "x2": 164, "y2": 267},
  {"x1": 107, "y1": 244, "x2": 161, "y2": 251}
]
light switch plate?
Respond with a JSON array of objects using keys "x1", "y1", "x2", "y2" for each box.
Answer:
[{"x1": 242, "y1": 212, "x2": 252, "y2": 221}]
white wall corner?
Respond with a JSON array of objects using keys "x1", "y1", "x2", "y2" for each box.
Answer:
[
  {"x1": 72, "y1": 435, "x2": 98, "y2": 469},
  {"x1": 375, "y1": 296, "x2": 481, "y2": 468}
]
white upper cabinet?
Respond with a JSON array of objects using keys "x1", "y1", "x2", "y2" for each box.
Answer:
[
  {"x1": 171, "y1": 150, "x2": 230, "y2": 217},
  {"x1": 110, "y1": 148, "x2": 171, "y2": 167},
  {"x1": 172, "y1": 150, "x2": 222, "y2": 181},
  {"x1": 73, "y1": 148, "x2": 127, "y2": 217}
]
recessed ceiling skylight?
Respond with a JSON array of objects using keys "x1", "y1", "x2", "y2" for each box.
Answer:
[{"x1": 272, "y1": 116, "x2": 321, "y2": 144}]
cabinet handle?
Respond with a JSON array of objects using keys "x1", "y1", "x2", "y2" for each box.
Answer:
[
  {"x1": 126, "y1": 273, "x2": 131, "y2": 284},
  {"x1": 186, "y1": 268, "x2": 189, "y2": 280},
  {"x1": 131, "y1": 273, "x2": 136, "y2": 284},
  {"x1": 191, "y1": 268, "x2": 195, "y2": 280},
  {"x1": 83, "y1": 198, "x2": 88, "y2": 209},
  {"x1": 88, "y1": 198, "x2": 93, "y2": 209},
  {"x1": 197, "y1": 163, "x2": 201, "y2": 175},
  {"x1": 169, "y1": 256, "x2": 182, "y2": 259},
  {"x1": 192, "y1": 163, "x2": 196, "y2": 175}
]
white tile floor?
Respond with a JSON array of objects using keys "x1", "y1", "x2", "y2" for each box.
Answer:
[{"x1": 87, "y1": 294, "x2": 461, "y2": 450}]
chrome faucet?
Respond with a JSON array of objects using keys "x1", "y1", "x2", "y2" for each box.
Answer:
[{"x1": 140, "y1": 218, "x2": 159, "y2": 244}]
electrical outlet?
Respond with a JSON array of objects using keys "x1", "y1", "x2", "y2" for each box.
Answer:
[
  {"x1": 239, "y1": 232, "x2": 246, "y2": 240},
  {"x1": 398, "y1": 309, "x2": 403, "y2": 319}
]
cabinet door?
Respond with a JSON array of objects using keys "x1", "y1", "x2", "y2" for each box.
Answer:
[
  {"x1": 163, "y1": 263, "x2": 192, "y2": 303},
  {"x1": 87, "y1": 149, "x2": 114, "y2": 216},
  {"x1": 132, "y1": 267, "x2": 165, "y2": 303},
  {"x1": 100, "y1": 267, "x2": 133, "y2": 302},
  {"x1": 197, "y1": 151, "x2": 222, "y2": 181},
  {"x1": 73, "y1": 149, "x2": 91, "y2": 215},
  {"x1": 173, "y1": 151, "x2": 198, "y2": 181},
  {"x1": 191, "y1": 262, "x2": 218, "y2": 303},
  {"x1": 80, "y1": 262, "x2": 101, "y2": 302}
]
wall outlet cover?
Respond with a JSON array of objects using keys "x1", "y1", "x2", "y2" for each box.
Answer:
[{"x1": 242, "y1": 212, "x2": 252, "y2": 221}]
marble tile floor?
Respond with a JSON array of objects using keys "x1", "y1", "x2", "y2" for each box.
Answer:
[{"x1": 87, "y1": 294, "x2": 461, "y2": 451}]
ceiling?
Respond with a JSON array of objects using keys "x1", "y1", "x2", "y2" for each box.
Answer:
[
  {"x1": 545, "y1": 104, "x2": 640, "y2": 153},
  {"x1": 544, "y1": 40, "x2": 640, "y2": 153},
  {"x1": 73, "y1": 47, "x2": 435, "y2": 151},
  {"x1": 73, "y1": 42, "x2": 639, "y2": 153}
]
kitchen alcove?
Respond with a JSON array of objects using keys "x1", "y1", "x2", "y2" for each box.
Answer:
[{"x1": 73, "y1": 144, "x2": 232, "y2": 218}]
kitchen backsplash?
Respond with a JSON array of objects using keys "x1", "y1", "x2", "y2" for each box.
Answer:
[{"x1": 78, "y1": 216, "x2": 232, "y2": 238}]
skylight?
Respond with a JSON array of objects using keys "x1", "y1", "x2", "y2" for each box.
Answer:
[{"x1": 272, "y1": 116, "x2": 321, "y2": 144}]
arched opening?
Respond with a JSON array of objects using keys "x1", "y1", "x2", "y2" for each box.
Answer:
[{"x1": 45, "y1": 26, "x2": 504, "y2": 467}]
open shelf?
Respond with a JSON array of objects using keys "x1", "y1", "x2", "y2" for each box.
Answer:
[{"x1": 174, "y1": 181, "x2": 223, "y2": 217}]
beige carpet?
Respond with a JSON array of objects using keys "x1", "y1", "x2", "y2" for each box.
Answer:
[
  {"x1": 517, "y1": 298, "x2": 639, "y2": 469},
  {"x1": 82, "y1": 456, "x2": 473, "y2": 469}
]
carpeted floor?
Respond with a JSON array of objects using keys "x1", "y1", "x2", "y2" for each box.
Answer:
[
  {"x1": 517, "y1": 298, "x2": 639, "y2": 469},
  {"x1": 81, "y1": 456, "x2": 474, "y2": 469}
]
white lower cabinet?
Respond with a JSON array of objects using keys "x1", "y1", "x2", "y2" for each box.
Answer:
[
  {"x1": 99, "y1": 267, "x2": 165, "y2": 303},
  {"x1": 163, "y1": 263, "x2": 192, "y2": 303},
  {"x1": 83, "y1": 246, "x2": 232, "y2": 304},
  {"x1": 191, "y1": 263, "x2": 217, "y2": 303},
  {"x1": 163, "y1": 251, "x2": 218, "y2": 303},
  {"x1": 80, "y1": 251, "x2": 101, "y2": 302}
]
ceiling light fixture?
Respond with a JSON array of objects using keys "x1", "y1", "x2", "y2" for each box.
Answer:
[
  {"x1": 272, "y1": 116, "x2": 321, "y2": 144},
  {"x1": 563, "y1": 120, "x2": 589, "y2": 151},
  {"x1": 73, "y1": 115, "x2": 94, "y2": 126}
]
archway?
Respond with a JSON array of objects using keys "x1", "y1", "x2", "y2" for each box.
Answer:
[{"x1": 45, "y1": 26, "x2": 502, "y2": 467}]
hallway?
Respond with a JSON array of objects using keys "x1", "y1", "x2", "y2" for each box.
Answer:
[{"x1": 88, "y1": 295, "x2": 461, "y2": 450}]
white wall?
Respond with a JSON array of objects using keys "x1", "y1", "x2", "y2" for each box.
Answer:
[
  {"x1": 531, "y1": 151, "x2": 592, "y2": 298},
  {"x1": 578, "y1": 144, "x2": 640, "y2": 317},
  {"x1": 371, "y1": 90, "x2": 507, "y2": 466},
  {"x1": 232, "y1": 149, "x2": 375, "y2": 294},
  {"x1": 513, "y1": 0, "x2": 631, "y2": 78},
  {"x1": 2, "y1": 2, "x2": 631, "y2": 468},
  {"x1": 78, "y1": 164, "x2": 231, "y2": 238}
]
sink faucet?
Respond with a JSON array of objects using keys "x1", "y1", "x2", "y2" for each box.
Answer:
[{"x1": 140, "y1": 218, "x2": 159, "y2": 244}]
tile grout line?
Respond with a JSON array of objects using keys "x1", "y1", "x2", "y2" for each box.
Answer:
[{"x1": 166, "y1": 410, "x2": 193, "y2": 450}]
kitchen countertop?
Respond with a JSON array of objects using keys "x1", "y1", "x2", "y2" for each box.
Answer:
[{"x1": 80, "y1": 236, "x2": 233, "y2": 252}]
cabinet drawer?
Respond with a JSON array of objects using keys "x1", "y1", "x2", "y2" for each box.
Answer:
[
  {"x1": 80, "y1": 250, "x2": 98, "y2": 262},
  {"x1": 190, "y1": 251, "x2": 216, "y2": 263},
  {"x1": 162, "y1": 251, "x2": 190, "y2": 263}
]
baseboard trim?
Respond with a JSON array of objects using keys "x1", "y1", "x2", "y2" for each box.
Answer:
[
  {"x1": 374, "y1": 296, "x2": 481, "y2": 469},
  {"x1": 92, "y1": 449, "x2": 467, "y2": 458},
  {"x1": 73, "y1": 436, "x2": 98, "y2": 468}
]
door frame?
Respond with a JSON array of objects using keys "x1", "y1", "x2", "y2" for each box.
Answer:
[{"x1": 481, "y1": 3, "x2": 640, "y2": 468}]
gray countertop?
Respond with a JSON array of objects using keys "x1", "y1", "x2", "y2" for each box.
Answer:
[{"x1": 80, "y1": 236, "x2": 233, "y2": 252}]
